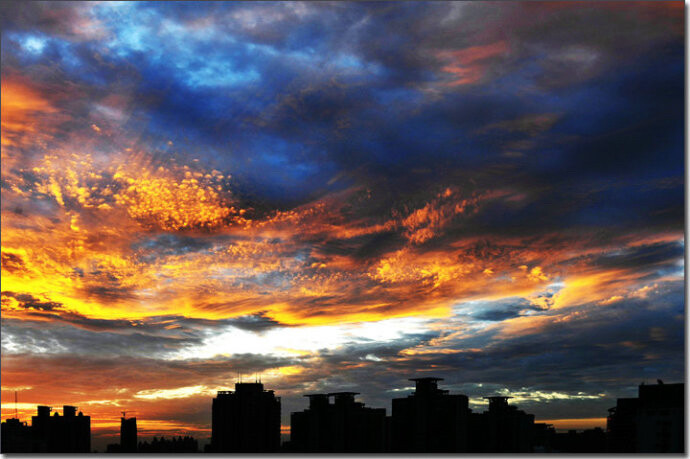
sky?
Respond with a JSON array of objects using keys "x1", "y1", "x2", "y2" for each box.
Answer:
[{"x1": 0, "y1": 1, "x2": 685, "y2": 451}]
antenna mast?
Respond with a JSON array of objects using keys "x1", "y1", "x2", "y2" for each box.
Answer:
[{"x1": 15, "y1": 391, "x2": 18, "y2": 419}]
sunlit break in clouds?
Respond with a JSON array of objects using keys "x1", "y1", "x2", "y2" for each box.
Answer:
[{"x1": 0, "y1": 1, "x2": 684, "y2": 450}]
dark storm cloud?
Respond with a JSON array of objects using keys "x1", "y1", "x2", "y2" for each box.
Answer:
[
  {"x1": 1, "y1": 352, "x2": 300, "y2": 392},
  {"x1": 2, "y1": 2, "x2": 681, "y2": 218},
  {"x1": 1, "y1": 319, "x2": 202, "y2": 357},
  {"x1": 0, "y1": 311, "x2": 293, "y2": 357},
  {"x1": 316, "y1": 231, "x2": 406, "y2": 260},
  {"x1": 82, "y1": 284, "x2": 136, "y2": 302},
  {"x1": 397, "y1": 284, "x2": 681, "y2": 387},
  {"x1": 319, "y1": 331, "x2": 440, "y2": 364},
  {"x1": 226, "y1": 312, "x2": 289, "y2": 332},
  {"x1": 131, "y1": 234, "x2": 219, "y2": 261},
  {"x1": 470, "y1": 298, "x2": 539, "y2": 322},
  {"x1": 592, "y1": 241, "x2": 684, "y2": 272},
  {"x1": 1, "y1": 291, "x2": 62, "y2": 311},
  {"x1": 1, "y1": 252, "x2": 26, "y2": 273},
  {"x1": 0, "y1": 1, "x2": 96, "y2": 41}
]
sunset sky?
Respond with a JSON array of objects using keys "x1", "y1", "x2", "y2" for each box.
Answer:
[{"x1": 0, "y1": 1, "x2": 684, "y2": 450}]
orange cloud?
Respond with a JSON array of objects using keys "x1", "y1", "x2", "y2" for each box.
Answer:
[
  {"x1": 112, "y1": 165, "x2": 240, "y2": 231},
  {"x1": 0, "y1": 78, "x2": 60, "y2": 163},
  {"x1": 437, "y1": 41, "x2": 508, "y2": 86},
  {"x1": 1, "y1": 135, "x2": 683, "y2": 330}
]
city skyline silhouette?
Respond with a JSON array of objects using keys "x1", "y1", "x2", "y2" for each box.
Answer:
[{"x1": 1, "y1": 378, "x2": 683, "y2": 453}]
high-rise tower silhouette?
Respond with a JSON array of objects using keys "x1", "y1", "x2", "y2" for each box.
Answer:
[
  {"x1": 469, "y1": 396, "x2": 534, "y2": 452},
  {"x1": 120, "y1": 416, "x2": 137, "y2": 453},
  {"x1": 391, "y1": 378, "x2": 470, "y2": 452},
  {"x1": 607, "y1": 381, "x2": 683, "y2": 453},
  {"x1": 290, "y1": 392, "x2": 386, "y2": 452},
  {"x1": 210, "y1": 382, "x2": 281, "y2": 452}
]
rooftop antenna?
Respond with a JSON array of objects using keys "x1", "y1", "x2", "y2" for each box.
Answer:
[
  {"x1": 121, "y1": 411, "x2": 127, "y2": 418},
  {"x1": 15, "y1": 391, "x2": 18, "y2": 419}
]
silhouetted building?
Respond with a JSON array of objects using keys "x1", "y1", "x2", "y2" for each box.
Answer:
[
  {"x1": 120, "y1": 416, "x2": 137, "y2": 453},
  {"x1": 384, "y1": 415, "x2": 393, "y2": 452},
  {"x1": 290, "y1": 392, "x2": 386, "y2": 452},
  {"x1": 469, "y1": 396, "x2": 534, "y2": 452},
  {"x1": 391, "y1": 378, "x2": 470, "y2": 452},
  {"x1": 608, "y1": 381, "x2": 683, "y2": 453},
  {"x1": 290, "y1": 394, "x2": 330, "y2": 452},
  {"x1": 550, "y1": 428, "x2": 606, "y2": 453},
  {"x1": 607, "y1": 397, "x2": 639, "y2": 452},
  {"x1": 1, "y1": 418, "x2": 32, "y2": 453},
  {"x1": 31, "y1": 405, "x2": 91, "y2": 453},
  {"x1": 210, "y1": 382, "x2": 281, "y2": 452},
  {"x1": 137, "y1": 435, "x2": 199, "y2": 453},
  {"x1": 532, "y1": 422, "x2": 556, "y2": 452}
]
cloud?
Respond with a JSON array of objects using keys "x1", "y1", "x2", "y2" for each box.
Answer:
[
  {"x1": 477, "y1": 113, "x2": 561, "y2": 137},
  {"x1": 1, "y1": 291, "x2": 62, "y2": 311},
  {"x1": 1, "y1": 251, "x2": 26, "y2": 274},
  {"x1": 226, "y1": 312, "x2": 289, "y2": 332},
  {"x1": 436, "y1": 41, "x2": 509, "y2": 86},
  {"x1": 0, "y1": 77, "x2": 58, "y2": 150},
  {"x1": 0, "y1": 2, "x2": 105, "y2": 42}
]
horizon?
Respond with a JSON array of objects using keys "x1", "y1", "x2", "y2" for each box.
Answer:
[
  {"x1": 11, "y1": 377, "x2": 670, "y2": 451},
  {"x1": 8, "y1": 378, "x2": 683, "y2": 451},
  {"x1": 0, "y1": 1, "x2": 684, "y2": 454}
]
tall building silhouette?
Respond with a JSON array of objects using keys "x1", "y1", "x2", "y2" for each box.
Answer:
[
  {"x1": 290, "y1": 392, "x2": 386, "y2": 452},
  {"x1": 120, "y1": 416, "x2": 137, "y2": 453},
  {"x1": 290, "y1": 394, "x2": 330, "y2": 452},
  {"x1": 391, "y1": 378, "x2": 470, "y2": 452},
  {"x1": 210, "y1": 382, "x2": 281, "y2": 452},
  {"x1": 606, "y1": 396, "x2": 638, "y2": 453},
  {"x1": 31, "y1": 405, "x2": 91, "y2": 453},
  {"x1": 607, "y1": 381, "x2": 683, "y2": 453},
  {"x1": 469, "y1": 396, "x2": 534, "y2": 452}
]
